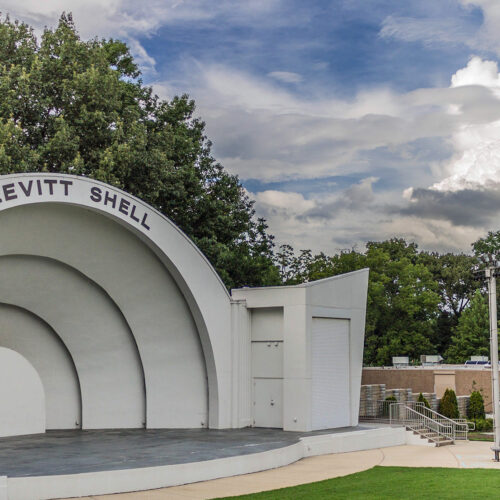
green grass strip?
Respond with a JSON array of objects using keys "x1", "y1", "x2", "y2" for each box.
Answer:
[{"x1": 218, "y1": 466, "x2": 500, "y2": 499}]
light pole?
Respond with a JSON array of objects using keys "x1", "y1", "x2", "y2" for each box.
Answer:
[{"x1": 478, "y1": 257, "x2": 500, "y2": 461}]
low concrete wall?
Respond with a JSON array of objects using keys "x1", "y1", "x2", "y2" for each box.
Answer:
[
  {"x1": 301, "y1": 427, "x2": 407, "y2": 457},
  {"x1": 5, "y1": 427, "x2": 406, "y2": 500}
]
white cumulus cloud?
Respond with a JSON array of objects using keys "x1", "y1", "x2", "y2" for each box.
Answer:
[
  {"x1": 268, "y1": 71, "x2": 303, "y2": 83},
  {"x1": 460, "y1": 0, "x2": 500, "y2": 55},
  {"x1": 252, "y1": 190, "x2": 314, "y2": 213},
  {"x1": 451, "y1": 56, "x2": 500, "y2": 92},
  {"x1": 432, "y1": 57, "x2": 500, "y2": 192}
]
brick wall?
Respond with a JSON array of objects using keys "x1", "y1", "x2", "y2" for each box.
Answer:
[
  {"x1": 362, "y1": 368, "x2": 494, "y2": 412},
  {"x1": 455, "y1": 370, "x2": 493, "y2": 412},
  {"x1": 362, "y1": 368, "x2": 434, "y2": 393}
]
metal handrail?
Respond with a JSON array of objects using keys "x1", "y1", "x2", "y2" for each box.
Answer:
[
  {"x1": 390, "y1": 403, "x2": 455, "y2": 443},
  {"x1": 458, "y1": 418, "x2": 476, "y2": 431},
  {"x1": 404, "y1": 402, "x2": 473, "y2": 439},
  {"x1": 359, "y1": 400, "x2": 475, "y2": 439}
]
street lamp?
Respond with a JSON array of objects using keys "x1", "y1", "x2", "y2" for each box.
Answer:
[{"x1": 476, "y1": 255, "x2": 500, "y2": 461}]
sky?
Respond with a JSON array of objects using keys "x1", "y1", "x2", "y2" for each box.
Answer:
[{"x1": 4, "y1": 0, "x2": 500, "y2": 255}]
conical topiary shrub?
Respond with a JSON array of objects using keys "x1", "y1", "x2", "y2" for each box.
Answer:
[
  {"x1": 417, "y1": 392, "x2": 431, "y2": 409},
  {"x1": 439, "y1": 388, "x2": 459, "y2": 419},
  {"x1": 468, "y1": 391, "x2": 485, "y2": 421}
]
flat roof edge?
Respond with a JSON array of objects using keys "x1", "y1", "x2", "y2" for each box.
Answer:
[{"x1": 231, "y1": 268, "x2": 369, "y2": 293}]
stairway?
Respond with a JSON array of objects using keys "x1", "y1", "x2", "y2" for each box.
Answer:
[
  {"x1": 409, "y1": 425, "x2": 454, "y2": 446},
  {"x1": 390, "y1": 402, "x2": 472, "y2": 447}
]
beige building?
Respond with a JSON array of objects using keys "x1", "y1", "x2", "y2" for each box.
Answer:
[{"x1": 362, "y1": 366, "x2": 494, "y2": 410}]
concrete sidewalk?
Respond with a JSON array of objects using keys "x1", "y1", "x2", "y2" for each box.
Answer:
[{"x1": 70, "y1": 441, "x2": 500, "y2": 500}]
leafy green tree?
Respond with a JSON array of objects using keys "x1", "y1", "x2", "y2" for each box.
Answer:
[
  {"x1": 445, "y1": 291, "x2": 490, "y2": 363},
  {"x1": 323, "y1": 249, "x2": 367, "y2": 279},
  {"x1": 276, "y1": 245, "x2": 314, "y2": 285},
  {"x1": 417, "y1": 252, "x2": 479, "y2": 354},
  {"x1": 279, "y1": 239, "x2": 440, "y2": 365},
  {"x1": 439, "y1": 388, "x2": 459, "y2": 419},
  {"x1": 0, "y1": 14, "x2": 280, "y2": 289},
  {"x1": 472, "y1": 231, "x2": 500, "y2": 259},
  {"x1": 361, "y1": 240, "x2": 440, "y2": 365},
  {"x1": 468, "y1": 391, "x2": 485, "y2": 421}
]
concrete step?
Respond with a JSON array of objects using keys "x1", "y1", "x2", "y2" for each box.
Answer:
[
  {"x1": 430, "y1": 435, "x2": 455, "y2": 445},
  {"x1": 411, "y1": 428, "x2": 429, "y2": 435},
  {"x1": 435, "y1": 439, "x2": 454, "y2": 447},
  {"x1": 414, "y1": 430, "x2": 439, "y2": 439},
  {"x1": 408, "y1": 426, "x2": 455, "y2": 446}
]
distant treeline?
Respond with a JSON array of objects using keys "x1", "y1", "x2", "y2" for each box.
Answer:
[{"x1": 274, "y1": 235, "x2": 499, "y2": 366}]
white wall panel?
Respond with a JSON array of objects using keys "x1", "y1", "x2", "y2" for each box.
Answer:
[
  {"x1": 0, "y1": 173, "x2": 232, "y2": 429},
  {"x1": 0, "y1": 304, "x2": 80, "y2": 429},
  {"x1": 251, "y1": 342, "x2": 283, "y2": 378},
  {"x1": 250, "y1": 308, "x2": 283, "y2": 341},
  {"x1": 0, "y1": 347, "x2": 45, "y2": 437},
  {"x1": 0, "y1": 204, "x2": 208, "y2": 428},
  {"x1": 0, "y1": 256, "x2": 145, "y2": 429},
  {"x1": 311, "y1": 318, "x2": 350, "y2": 430}
]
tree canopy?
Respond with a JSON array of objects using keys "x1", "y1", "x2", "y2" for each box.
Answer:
[
  {"x1": 445, "y1": 290, "x2": 490, "y2": 363},
  {"x1": 277, "y1": 238, "x2": 483, "y2": 365},
  {"x1": 0, "y1": 13, "x2": 280, "y2": 289}
]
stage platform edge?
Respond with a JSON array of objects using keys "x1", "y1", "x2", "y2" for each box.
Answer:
[{"x1": 4, "y1": 426, "x2": 406, "y2": 500}]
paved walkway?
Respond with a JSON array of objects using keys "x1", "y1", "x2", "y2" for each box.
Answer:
[{"x1": 70, "y1": 441, "x2": 500, "y2": 500}]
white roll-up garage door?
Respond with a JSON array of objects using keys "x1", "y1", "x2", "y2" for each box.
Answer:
[{"x1": 311, "y1": 318, "x2": 350, "y2": 430}]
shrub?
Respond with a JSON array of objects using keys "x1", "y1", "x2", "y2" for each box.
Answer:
[
  {"x1": 383, "y1": 396, "x2": 397, "y2": 417},
  {"x1": 468, "y1": 391, "x2": 485, "y2": 421},
  {"x1": 439, "y1": 388, "x2": 459, "y2": 419},
  {"x1": 473, "y1": 418, "x2": 493, "y2": 432},
  {"x1": 417, "y1": 392, "x2": 431, "y2": 409}
]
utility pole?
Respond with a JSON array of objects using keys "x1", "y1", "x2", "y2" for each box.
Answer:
[{"x1": 484, "y1": 264, "x2": 500, "y2": 461}]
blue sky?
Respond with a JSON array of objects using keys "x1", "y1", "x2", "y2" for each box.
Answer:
[
  {"x1": 143, "y1": 1, "x2": 483, "y2": 95},
  {"x1": 5, "y1": 0, "x2": 500, "y2": 254}
]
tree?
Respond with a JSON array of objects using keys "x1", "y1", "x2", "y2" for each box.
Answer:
[
  {"x1": 0, "y1": 14, "x2": 280, "y2": 289},
  {"x1": 472, "y1": 230, "x2": 500, "y2": 258},
  {"x1": 361, "y1": 240, "x2": 440, "y2": 366},
  {"x1": 417, "y1": 252, "x2": 479, "y2": 354},
  {"x1": 276, "y1": 245, "x2": 314, "y2": 285},
  {"x1": 439, "y1": 388, "x2": 459, "y2": 419},
  {"x1": 468, "y1": 391, "x2": 485, "y2": 421},
  {"x1": 279, "y1": 239, "x2": 441, "y2": 366},
  {"x1": 445, "y1": 291, "x2": 490, "y2": 363}
]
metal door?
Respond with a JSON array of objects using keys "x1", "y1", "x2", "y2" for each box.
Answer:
[
  {"x1": 253, "y1": 378, "x2": 283, "y2": 428},
  {"x1": 311, "y1": 318, "x2": 350, "y2": 430}
]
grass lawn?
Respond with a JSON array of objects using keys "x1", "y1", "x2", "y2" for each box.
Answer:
[
  {"x1": 469, "y1": 432, "x2": 494, "y2": 442},
  {"x1": 218, "y1": 466, "x2": 500, "y2": 499}
]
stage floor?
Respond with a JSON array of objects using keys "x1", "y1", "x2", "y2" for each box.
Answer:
[{"x1": 0, "y1": 426, "x2": 369, "y2": 478}]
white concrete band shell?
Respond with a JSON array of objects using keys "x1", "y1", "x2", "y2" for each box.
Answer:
[{"x1": 0, "y1": 173, "x2": 369, "y2": 437}]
